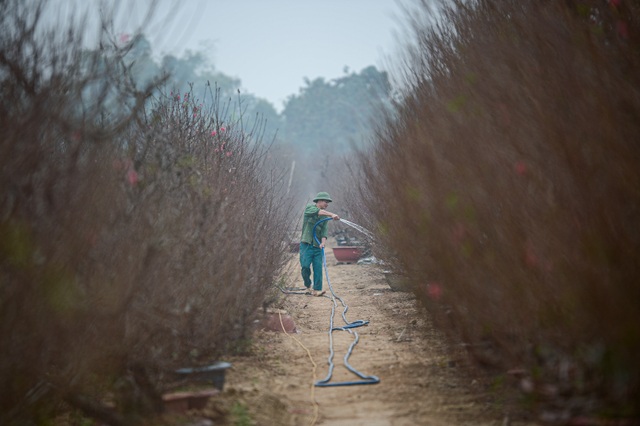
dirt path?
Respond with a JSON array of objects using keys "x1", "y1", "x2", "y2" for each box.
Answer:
[{"x1": 207, "y1": 241, "x2": 537, "y2": 425}]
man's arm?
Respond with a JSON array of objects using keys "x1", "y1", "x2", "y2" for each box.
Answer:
[
  {"x1": 320, "y1": 236, "x2": 328, "y2": 249},
  {"x1": 318, "y1": 209, "x2": 340, "y2": 220}
]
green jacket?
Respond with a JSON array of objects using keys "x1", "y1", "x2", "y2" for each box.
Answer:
[{"x1": 301, "y1": 204, "x2": 328, "y2": 247}]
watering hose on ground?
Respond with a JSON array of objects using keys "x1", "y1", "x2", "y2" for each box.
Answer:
[
  {"x1": 278, "y1": 285, "x2": 309, "y2": 295},
  {"x1": 311, "y1": 217, "x2": 380, "y2": 387}
]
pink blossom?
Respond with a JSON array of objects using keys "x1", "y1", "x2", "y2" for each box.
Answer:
[
  {"x1": 427, "y1": 283, "x2": 442, "y2": 300},
  {"x1": 211, "y1": 130, "x2": 217, "y2": 136},
  {"x1": 118, "y1": 33, "x2": 130, "y2": 44},
  {"x1": 220, "y1": 126, "x2": 226, "y2": 132},
  {"x1": 226, "y1": 151, "x2": 232, "y2": 157},
  {"x1": 127, "y1": 169, "x2": 138, "y2": 186}
]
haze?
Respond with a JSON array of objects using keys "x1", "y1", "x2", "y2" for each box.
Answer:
[{"x1": 48, "y1": 0, "x2": 410, "y2": 111}]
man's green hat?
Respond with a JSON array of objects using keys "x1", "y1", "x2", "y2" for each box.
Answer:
[{"x1": 313, "y1": 191, "x2": 333, "y2": 202}]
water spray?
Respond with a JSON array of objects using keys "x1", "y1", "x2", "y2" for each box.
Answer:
[{"x1": 340, "y1": 219, "x2": 374, "y2": 240}]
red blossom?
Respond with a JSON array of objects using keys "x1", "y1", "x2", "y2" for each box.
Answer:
[
  {"x1": 427, "y1": 283, "x2": 442, "y2": 300},
  {"x1": 127, "y1": 169, "x2": 138, "y2": 186}
]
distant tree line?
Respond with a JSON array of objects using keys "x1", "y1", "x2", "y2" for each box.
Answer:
[{"x1": 120, "y1": 35, "x2": 392, "y2": 161}]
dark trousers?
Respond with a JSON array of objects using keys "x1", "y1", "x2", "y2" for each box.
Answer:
[{"x1": 300, "y1": 243, "x2": 323, "y2": 291}]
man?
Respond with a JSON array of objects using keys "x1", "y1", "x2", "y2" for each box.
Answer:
[{"x1": 300, "y1": 192, "x2": 340, "y2": 296}]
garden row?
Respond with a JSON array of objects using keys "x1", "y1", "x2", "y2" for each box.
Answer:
[
  {"x1": 0, "y1": 3, "x2": 293, "y2": 423},
  {"x1": 345, "y1": 0, "x2": 640, "y2": 420}
]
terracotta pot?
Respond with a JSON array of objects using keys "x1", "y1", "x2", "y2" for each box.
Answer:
[
  {"x1": 332, "y1": 246, "x2": 363, "y2": 263},
  {"x1": 262, "y1": 309, "x2": 297, "y2": 333}
]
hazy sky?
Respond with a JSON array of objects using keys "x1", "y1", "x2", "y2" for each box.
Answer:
[{"x1": 116, "y1": 0, "x2": 412, "y2": 111}]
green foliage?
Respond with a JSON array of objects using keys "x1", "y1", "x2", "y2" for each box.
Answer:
[
  {"x1": 281, "y1": 66, "x2": 392, "y2": 156},
  {"x1": 231, "y1": 401, "x2": 253, "y2": 426}
]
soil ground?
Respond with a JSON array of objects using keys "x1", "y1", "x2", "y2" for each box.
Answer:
[{"x1": 188, "y1": 239, "x2": 540, "y2": 426}]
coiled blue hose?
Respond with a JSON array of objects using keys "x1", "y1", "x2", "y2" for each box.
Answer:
[{"x1": 312, "y1": 217, "x2": 380, "y2": 387}]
